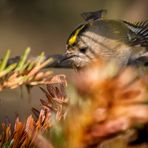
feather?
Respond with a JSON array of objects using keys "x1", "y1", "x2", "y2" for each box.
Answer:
[
  {"x1": 123, "y1": 20, "x2": 148, "y2": 48},
  {"x1": 81, "y1": 9, "x2": 107, "y2": 22}
]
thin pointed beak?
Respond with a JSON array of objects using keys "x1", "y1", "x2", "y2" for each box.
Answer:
[
  {"x1": 60, "y1": 54, "x2": 75, "y2": 63},
  {"x1": 46, "y1": 54, "x2": 73, "y2": 68}
]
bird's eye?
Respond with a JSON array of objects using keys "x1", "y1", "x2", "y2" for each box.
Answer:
[{"x1": 79, "y1": 47, "x2": 87, "y2": 53}]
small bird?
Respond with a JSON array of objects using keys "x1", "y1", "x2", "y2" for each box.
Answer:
[
  {"x1": 6, "y1": 10, "x2": 148, "y2": 70},
  {"x1": 63, "y1": 10, "x2": 148, "y2": 69}
]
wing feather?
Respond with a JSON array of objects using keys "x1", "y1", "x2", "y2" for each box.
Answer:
[{"x1": 123, "y1": 20, "x2": 148, "y2": 48}]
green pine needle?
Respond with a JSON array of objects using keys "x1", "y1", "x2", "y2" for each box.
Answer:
[
  {"x1": 15, "y1": 47, "x2": 31, "y2": 72},
  {"x1": 0, "y1": 63, "x2": 17, "y2": 78},
  {"x1": 0, "y1": 50, "x2": 11, "y2": 72}
]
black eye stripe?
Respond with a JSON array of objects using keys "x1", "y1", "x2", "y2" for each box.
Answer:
[
  {"x1": 79, "y1": 37, "x2": 97, "y2": 56},
  {"x1": 79, "y1": 47, "x2": 88, "y2": 53}
]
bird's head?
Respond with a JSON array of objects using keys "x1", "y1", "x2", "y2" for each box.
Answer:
[{"x1": 64, "y1": 23, "x2": 105, "y2": 68}]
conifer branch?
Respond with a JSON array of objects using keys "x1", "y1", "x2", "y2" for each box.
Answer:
[{"x1": 0, "y1": 48, "x2": 55, "y2": 91}]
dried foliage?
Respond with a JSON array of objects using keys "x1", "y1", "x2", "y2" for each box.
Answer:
[
  {"x1": 37, "y1": 75, "x2": 68, "y2": 121},
  {"x1": 0, "y1": 113, "x2": 51, "y2": 147},
  {"x1": 0, "y1": 48, "x2": 53, "y2": 91},
  {"x1": 0, "y1": 75, "x2": 67, "y2": 148}
]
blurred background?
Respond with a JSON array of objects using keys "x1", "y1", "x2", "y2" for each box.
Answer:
[{"x1": 0, "y1": 0, "x2": 147, "y2": 125}]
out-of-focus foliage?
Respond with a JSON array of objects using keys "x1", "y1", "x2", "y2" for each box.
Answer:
[
  {"x1": 65, "y1": 60, "x2": 148, "y2": 147},
  {"x1": 46, "y1": 60, "x2": 148, "y2": 148},
  {"x1": 0, "y1": 49, "x2": 53, "y2": 91}
]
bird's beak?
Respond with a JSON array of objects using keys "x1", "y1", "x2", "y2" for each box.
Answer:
[
  {"x1": 60, "y1": 54, "x2": 75, "y2": 63},
  {"x1": 46, "y1": 54, "x2": 73, "y2": 68}
]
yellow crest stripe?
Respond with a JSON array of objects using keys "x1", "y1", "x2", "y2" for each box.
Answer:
[{"x1": 68, "y1": 25, "x2": 85, "y2": 45}]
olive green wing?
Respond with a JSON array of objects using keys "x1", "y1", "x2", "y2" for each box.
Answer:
[
  {"x1": 123, "y1": 20, "x2": 148, "y2": 48},
  {"x1": 81, "y1": 9, "x2": 107, "y2": 22}
]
